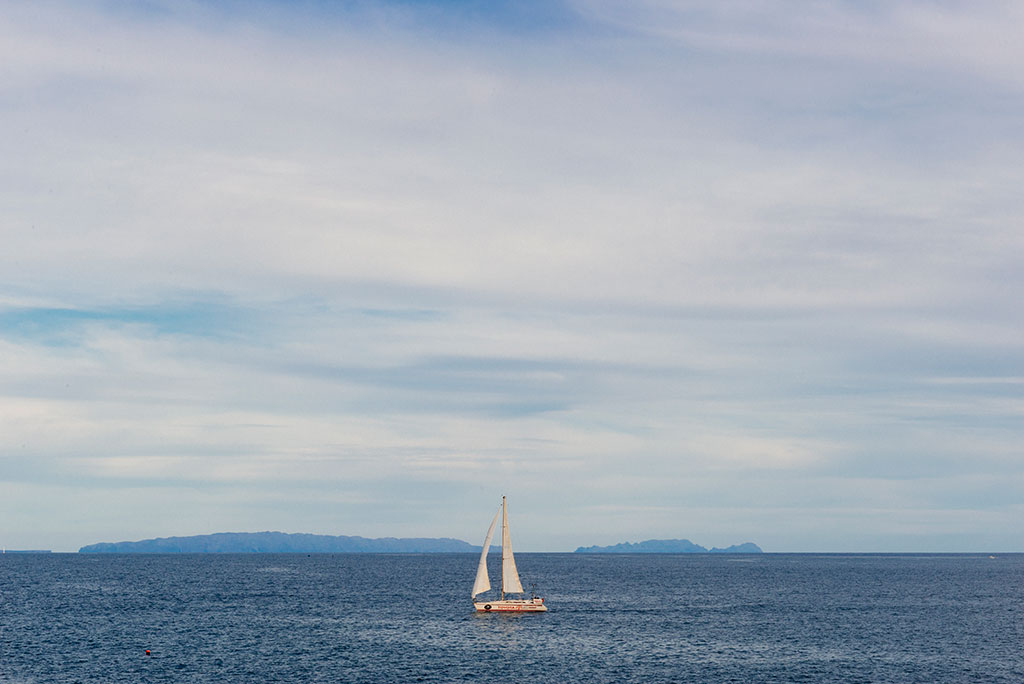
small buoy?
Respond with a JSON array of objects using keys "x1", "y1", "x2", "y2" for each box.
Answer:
[{"x1": 145, "y1": 650, "x2": 151, "y2": 656}]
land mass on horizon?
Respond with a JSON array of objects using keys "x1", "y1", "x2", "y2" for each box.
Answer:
[
  {"x1": 79, "y1": 531, "x2": 488, "y2": 554},
  {"x1": 76, "y1": 532, "x2": 764, "y2": 554},
  {"x1": 574, "y1": 539, "x2": 763, "y2": 554}
]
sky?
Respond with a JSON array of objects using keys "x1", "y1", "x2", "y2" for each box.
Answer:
[{"x1": 1, "y1": 0, "x2": 1022, "y2": 553}]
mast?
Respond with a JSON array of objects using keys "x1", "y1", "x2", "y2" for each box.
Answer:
[{"x1": 500, "y1": 495, "x2": 506, "y2": 601}]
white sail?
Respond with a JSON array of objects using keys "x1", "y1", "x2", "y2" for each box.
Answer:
[
  {"x1": 501, "y1": 496, "x2": 525, "y2": 594},
  {"x1": 472, "y1": 510, "x2": 500, "y2": 597}
]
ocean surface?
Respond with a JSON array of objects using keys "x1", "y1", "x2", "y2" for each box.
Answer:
[{"x1": 1, "y1": 553, "x2": 1021, "y2": 683}]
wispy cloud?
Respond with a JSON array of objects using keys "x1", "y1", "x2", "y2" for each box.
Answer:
[{"x1": 1, "y1": 0, "x2": 1021, "y2": 551}]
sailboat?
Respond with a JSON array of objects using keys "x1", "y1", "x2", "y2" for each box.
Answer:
[{"x1": 471, "y1": 496, "x2": 547, "y2": 612}]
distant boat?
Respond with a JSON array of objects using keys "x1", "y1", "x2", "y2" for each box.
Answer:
[{"x1": 471, "y1": 496, "x2": 547, "y2": 613}]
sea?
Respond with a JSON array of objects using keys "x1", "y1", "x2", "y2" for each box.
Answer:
[{"x1": 1, "y1": 553, "x2": 1021, "y2": 683}]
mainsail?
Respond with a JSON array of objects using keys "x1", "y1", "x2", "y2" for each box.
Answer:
[
  {"x1": 501, "y1": 496, "x2": 525, "y2": 594},
  {"x1": 472, "y1": 510, "x2": 500, "y2": 597}
]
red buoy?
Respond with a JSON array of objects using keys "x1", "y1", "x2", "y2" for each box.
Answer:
[{"x1": 145, "y1": 650, "x2": 151, "y2": 656}]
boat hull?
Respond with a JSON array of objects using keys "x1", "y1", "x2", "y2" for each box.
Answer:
[{"x1": 473, "y1": 598, "x2": 547, "y2": 613}]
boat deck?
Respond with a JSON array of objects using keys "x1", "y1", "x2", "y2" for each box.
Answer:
[{"x1": 473, "y1": 598, "x2": 547, "y2": 612}]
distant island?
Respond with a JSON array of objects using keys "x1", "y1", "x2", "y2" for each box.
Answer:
[
  {"x1": 76, "y1": 532, "x2": 763, "y2": 554},
  {"x1": 574, "y1": 539, "x2": 763, "y2": 554},
  {"x1": 79, "y1": 531, "x2": 487, "y2": 554}
]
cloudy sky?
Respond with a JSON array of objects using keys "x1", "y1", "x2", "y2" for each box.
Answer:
[{"x1": 2, "y1": 0, "x2": 1022, "y2": 552}]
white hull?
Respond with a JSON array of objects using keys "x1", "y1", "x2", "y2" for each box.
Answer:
[{"x1": 473, "y1": 598, "x2": 547, "y2": 613}]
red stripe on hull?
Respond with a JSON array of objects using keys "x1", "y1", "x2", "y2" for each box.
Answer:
[{"x1": 473, "y1": 599, "x2": 547, "y2": 613}]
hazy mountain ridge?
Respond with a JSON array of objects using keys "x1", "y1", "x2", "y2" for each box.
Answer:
[
  {"x1": 575, "y1": 539, "x2": 763, "y2": 554},
  {"x1": 77, "y1": 532, "x2": 763, "y2": 554},
  {"x1": 78, "y1": 531, "x2": 484, "y2": 554}
]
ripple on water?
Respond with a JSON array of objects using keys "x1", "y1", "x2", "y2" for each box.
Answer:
[{"x1": 0, "y1": 553, "x2": 1022, "y2": 683}]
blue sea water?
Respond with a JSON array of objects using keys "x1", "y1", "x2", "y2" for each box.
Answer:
[{"x1": 1, "y1": 553, "x2": 1021, "y2": 683}]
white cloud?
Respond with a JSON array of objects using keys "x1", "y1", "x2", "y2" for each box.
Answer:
[
  {"x1": 572, "y1": 1, "x2": 1024, "y2": 87},
  {"x1": 1, "y1": 1, "x2": 1022, "y2": 551}
]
